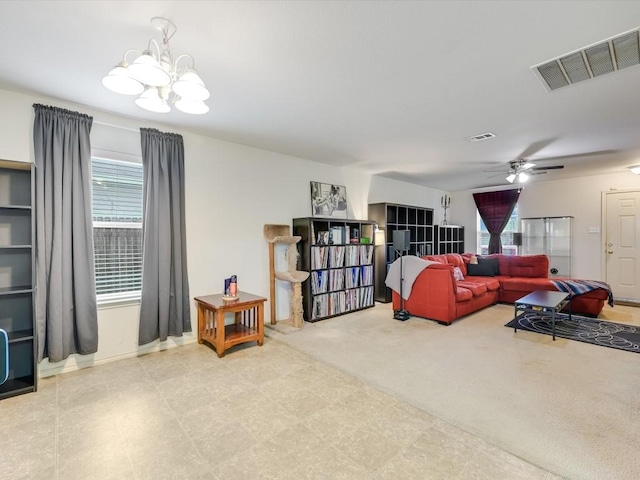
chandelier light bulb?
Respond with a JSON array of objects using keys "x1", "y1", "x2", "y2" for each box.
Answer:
[
  {"x1": 101, "y1": 63, "x2": 144, "y2": 95},
  {"x1": 135, "y1": 87, "x2": 171, "y2": 113},
  {"x1": 127, "y1": 53, "x2": 172, "y2": 87},
  {"x1": 172, "y1": 70, "x2": 210, "y2": 101},
  {"x1": 175, "y1": 97, "x2": 210, "y2": 115}
]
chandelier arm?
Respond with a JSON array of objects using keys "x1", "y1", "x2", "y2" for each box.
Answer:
[
  {"x1": 122, "y1": 49, "x2": 142, "y2": 63},
  {"x1": 173, "y1": 54, "x2": 195, "y2": 71},
  {"x1": 147, "y1": 39, "x2": 162, "y2": 60}
]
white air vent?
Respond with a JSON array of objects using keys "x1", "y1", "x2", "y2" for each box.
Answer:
[
  {"x1": 532, "y1": 28, "x2": 640, "y2": 91},
  {"x1": 467, "y1": 132, "x2": 496, "y2": 142}
]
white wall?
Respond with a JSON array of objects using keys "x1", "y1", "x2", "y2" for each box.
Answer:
[
  {"x1": 453, "y1": 173, "x2": 640, "y2": 280},
  {"x1": 0, "y1": 87, "x2": 446, "y2": 375}
]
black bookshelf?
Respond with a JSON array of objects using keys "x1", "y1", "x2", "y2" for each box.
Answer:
[
  {"x1": 293, "y1": 217, "x2": 375, "y2": 322},
  {"x1": 368, "y1": 203, "x2": 434, "y2": 303},
  {"x1": 0, "y1": 160, "x2": 36, "y2": 400},
  {"x1": 436, "y1": 225, "x2": 465, "y2": 254}
]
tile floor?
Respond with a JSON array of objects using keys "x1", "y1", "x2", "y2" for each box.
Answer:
[{"x1": 0, "y1": 338, "x2": 559, "y2": 479}]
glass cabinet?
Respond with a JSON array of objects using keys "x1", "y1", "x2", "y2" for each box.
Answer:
[{"x1": 521, "y1": 216, "x2": 572, "y2": 277}]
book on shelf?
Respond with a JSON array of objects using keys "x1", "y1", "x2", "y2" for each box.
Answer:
[
  {"x1": 317, "y1": 231, "x2": 329, "y2": 245},
  {"x1": 311, "y1": 270, "x2": 329, "y2": 295},
  {"x1": 330, "y1": 226, "x2": 344, "y2": 244},
  {"x1": 350, "y1": 227, "x2": 359, "y2": 243},
  {"x1": 311, "y1": 246, "x2": 329, "y2": 269},
  {"x1": 329, "y1": 246, "x2": 345, "y2": 268}
]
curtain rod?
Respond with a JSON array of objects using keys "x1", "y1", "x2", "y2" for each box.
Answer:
[{"x1": 93, "y1": 120, "x2": 139, "y2": 134}]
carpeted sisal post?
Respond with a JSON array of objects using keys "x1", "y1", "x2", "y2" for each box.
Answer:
[{"x1": 291, "y1": 282, "x2": 304, "y2": 328}]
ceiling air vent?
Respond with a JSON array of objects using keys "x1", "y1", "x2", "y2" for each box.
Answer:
[
  {"x1": 532, "y1": 27, "x2": 640, "y2": 91},
  {"x1": 467, "y1": 132, "x2": 496, "y2": 142}
]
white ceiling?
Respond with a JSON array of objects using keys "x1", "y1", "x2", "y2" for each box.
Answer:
[{"x1": 2, "y1": 1, "x2": 640, "y2": 191}]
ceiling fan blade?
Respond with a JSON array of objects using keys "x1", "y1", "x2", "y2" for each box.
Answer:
[
  {"x1": 531, "y1": 165, "x2": 564, "y2": 171},
  {"x1": 517, "y1": 139, "x2": 557, "y2": 160},
  {"x1": 529, "y1": 171, "x2": 548, "y2": 176},
  {"x1": 528, "y1": 150, "x2": 618, "y2": 163}
]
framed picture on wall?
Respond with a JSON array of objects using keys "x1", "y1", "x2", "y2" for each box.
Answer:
[{"x1": 310, "y1": 181, "x2": 348, "y2": 218}]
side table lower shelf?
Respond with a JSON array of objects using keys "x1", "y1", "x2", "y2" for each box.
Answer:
[{"x1": 194, "y1": 291, "x2": 266, "y2": 357}]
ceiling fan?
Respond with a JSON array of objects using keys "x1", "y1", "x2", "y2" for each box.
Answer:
[{"x1": 486, "y1": 158, "x2": 564, "y2": 183}]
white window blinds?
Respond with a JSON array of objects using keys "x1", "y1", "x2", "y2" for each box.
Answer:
[{"x1": 92, "y1": 157, "x2": 143, "y2": 298}]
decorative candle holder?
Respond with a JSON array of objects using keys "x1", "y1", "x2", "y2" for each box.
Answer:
[
  {"x1": 222, "y1": 275, "x2": 239, "y2": 301},
  {"x1": 441, "y1": 195, "x2": 451, "y2": 225}
]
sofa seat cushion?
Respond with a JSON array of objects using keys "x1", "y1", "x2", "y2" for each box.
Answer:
[
  {"x1": 461, "y1": 276, "x2": 500, "y2": 291},
  {"x1": 457, "y1": 281, "x2": 487, "y2": 297},
  {"x1": 455, "y1": 287, "x2": 473, "y2": 302}
]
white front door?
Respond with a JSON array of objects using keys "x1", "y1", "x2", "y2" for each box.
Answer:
[{"x1": 605, "y1": 190, "x2": 640, "y2": 301}]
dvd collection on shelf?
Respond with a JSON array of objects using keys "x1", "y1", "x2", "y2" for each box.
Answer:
[
  {"x1": 309, "y1": 243, "x2": 374, "y2": 320},
  {"x1": 312, "y1": 287, "x2": 374, "y2": 319},
  {"x1": 311, "y1": 265, "x2": 373, "y2": 294}
]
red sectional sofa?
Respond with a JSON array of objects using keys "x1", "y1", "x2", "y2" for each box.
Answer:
[{"x1": 391, "y1": 253, "x2": 609, "y2": 324}]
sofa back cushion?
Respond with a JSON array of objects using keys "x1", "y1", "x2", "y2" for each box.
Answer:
[
  {"x1": 477, "y1": 257, "x2": 500, "y2": 275},
  {"x1": 501, "y1": 254, "x2": 549, "y2": 278},
  {"x1": 423, "y1": 253, "x2": 467, "y2": 276},
  {"x1": 483, "y1": 254, "x2": 511, "y2": 276},
  {"x1": 423, "y1": 255, "x2": 448, "y2": 264},
  {"x1": 467, "y1": 262, "x2": 496, "y2": 277}
]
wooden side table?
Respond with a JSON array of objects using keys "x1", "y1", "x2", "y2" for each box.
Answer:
[{"x1": 194, "y1": 291, "x2": 266, "y2": 357}]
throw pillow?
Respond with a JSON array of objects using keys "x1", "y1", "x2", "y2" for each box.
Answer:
[
  {"x1": 453, "y1": 266, "x2": 464, "y2": 281},
  {"x1": 468, "y1": 255, "x2": 478, "y2": 265},
  {"x1": 478, "y1": 257, "x2": 500, "y2": 275},
  {"x1": 466, "y1": 262, "x2": 495, "y2": 277}
]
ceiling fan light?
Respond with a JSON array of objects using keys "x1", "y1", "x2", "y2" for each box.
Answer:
[
  {"x1": 101, "y1": 64, "x2": 144, "y2": 95},
  {"x1": 521, "y1": 162, "x2": 536, "y2": 170},
  {"x1": 135, "y1": 87, "x2": 171, "y2": 113},
  {"x1": 175, "y1": 97, "x2": 209, "y2": 115},
  {"x1": 506, "y1": 173, "x2": 516, "y2": 183},
  {"x1": 518, "y1": 172, "x2": 530, "y2": 182},
  {"x1": 172, "y1": 70, "x2": 210, "y2": 101},
  {"x1": 127, "y1": 53, "x2": 172, "y2": 86},
  {"x1": 629, "y1": 166, "x2": 640, "y2": 174}
]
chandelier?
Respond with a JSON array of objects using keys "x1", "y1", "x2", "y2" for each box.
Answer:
[{"x1": 102, "y1": 17, "x2": 210, "y2": 115}]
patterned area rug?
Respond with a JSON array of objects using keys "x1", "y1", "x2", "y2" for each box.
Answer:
[{"x1": 505, "y1": 312, "x2": 640, "y2": 354}]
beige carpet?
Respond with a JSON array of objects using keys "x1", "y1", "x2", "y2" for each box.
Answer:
[{"x1": 267, "y1": 302, "x2": 640, "y2": 480}]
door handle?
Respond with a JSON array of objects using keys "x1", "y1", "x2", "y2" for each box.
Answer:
[{"x1": 607, "y1": 250, "x2": 614, "y2": 254}]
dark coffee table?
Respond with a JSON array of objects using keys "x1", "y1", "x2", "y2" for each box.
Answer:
[{"x1": 513, "y1": 291, "x2": 571, "y2": 341}]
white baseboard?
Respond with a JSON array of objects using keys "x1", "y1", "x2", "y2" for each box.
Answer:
[{"x1": 38, "y1": 336, "x2": 199, "y2": 378}]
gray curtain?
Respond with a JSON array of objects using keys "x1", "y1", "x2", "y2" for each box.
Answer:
[
  {"x1": 138, "y1": 128, "x2": 190, "y2": 345},
  {"x1": 33, "y1": 104, "x2": 98, "y2": 362}
]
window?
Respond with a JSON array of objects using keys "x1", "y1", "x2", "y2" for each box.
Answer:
[
  {"x1": 477, "y1": 205, "x2": 519, "y2": 255},
  {"x1": 92, "y1": 157, "x2": 143, "y2": 301}
]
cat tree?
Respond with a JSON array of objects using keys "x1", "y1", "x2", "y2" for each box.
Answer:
[{"x1": 264, "y1": 224, "x2": 309, "y2": 328}]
